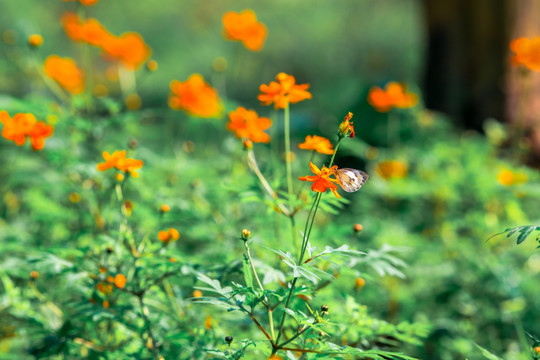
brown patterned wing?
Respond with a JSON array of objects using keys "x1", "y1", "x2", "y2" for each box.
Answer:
[{"x1": 336, "y1": 168, "x2": 369, "y2": 193}]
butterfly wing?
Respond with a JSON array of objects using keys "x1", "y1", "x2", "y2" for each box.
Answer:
[{"x1": 336, "y1": 168, "x2": 369, "y2": 192}]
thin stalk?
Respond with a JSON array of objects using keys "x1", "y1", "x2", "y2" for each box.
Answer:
[
  {"x1": 247, "y1": 149, "x2": 290, "y2": 216},
  {"x1": 268, "y1": 309, "x2": 275, "y2": 341},
  {"x1": 244, "y1": 241, "x2": 267, "y2": 304},
  {"x1": 387, "y1": 110, "x2": 400, "y2": 148},
  {"x1": 137, "y1": 294, "x2": 159, "y2": 360},
  {"x1": 283, "y1": 103, "x2": 301, "y2": 254},
  {"x1": 275, "y1": 137, "x2": 343, "y2": 346},
  {"x1": 284, "y1": 102, "x2": 294, "y2": 211},
  {"x1": 278, "y1": 325, "x2": 311, "y2": 348}
]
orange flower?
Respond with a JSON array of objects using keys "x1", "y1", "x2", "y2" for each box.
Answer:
[
  {"x1": 226, "y1": 107, "x2": 272, "y2": 143},
  {"x1": 222, "y1": 10, "x2": 267, "y2": 51},
  {"x1": 338, "y1": 112, "x2": 355, "y2": 138},
  {"x1": 63, "y1": 0, "x2": 99, "y2": 6},
  {"x1": 0, "y1": 112, "x2": 53, "y2": 150},
  {"x1": 1, "y1": 112, "x2": 36, "y2": 146},
  {"x1": 367, "y1": 82, "x2": 418, "y2": 112},
  {"x1": 96, "y1": 150, "x2": 144, "y2": 178},
  {"x1": 158, "y1": 228, "x2": 180, "y2": 244},
  {"x1": 61, "y1": 12, "x2": 111, "y2": 46},
  {"x1": 510, "y1": 37, "x2": 540, "y2": 71},
  {"x1": 60, "y1": 13, "x2": 150, "y2": 70},
  {"x1": 298, "y1": 135, "x2": 334, "y2": 154},
  {"x1": 114, "y1": 274, "x2": 126, "y2": 289},
  {"x1": 101, "y1": 32, "x2": 152, "y2": 70},
  {"x1": 205, "y1": 314, "x2": 212, "y2": 330},
  {"x1": 258, "y1": 73, "x2": 312, "y2": 109},
  {"x1": 169, "y1": 74, "x2": 222, "y2": 118},
  {"x1": 28, "y1": 34, "x2": 43, "y2": 47},
  {"x1": 44, "y1": 55, "x2": 85, "y2": 94},
  {"x1": 497, "y1": 169, "x2": 527, "y2": 186},
  {"x1": 268, "y1": 355, "x2": 283, "y2": 360},
  {"x1": 299, "y1": 162, "x2": 341, "y2": 198},
  {"x1": 374, "y1": 160, "x2": 408, "y2": 180},
  {"x1": 28, "y1": 121, "x2": 54, "y2": 151}
]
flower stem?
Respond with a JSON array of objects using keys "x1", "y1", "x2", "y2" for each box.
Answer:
[
  {"x1": 275, "y1": 137, "x2": 343, "y2": 347},
  {"x1": 284, "y1": 102, "x2": 294, "y2": 211},
  {"x1": 137, "y1": 293, "x2": 159, "y2": 360}
]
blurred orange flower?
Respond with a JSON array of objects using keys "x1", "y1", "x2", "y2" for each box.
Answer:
[
  {"x1": 1, "y1": 112, "x2": 36, "y2": 146},
  {"x1": 101, "y1": 32, "x2": 152, "y2": 70},
  {"x1": 510, "y1": 37, "x2": 540, "y2": 71},
  {"x1": 158, "y1": 228, "x2": 180, "y2": 244},
  {"x1": 28, "y1": 34, "x2": 43, "y2": 47},
  {"x1": 61, "y1": 13, "x2": 150, "y2": 70},
  {"x1": 61, "y1": 12, "x2": 111, "y2": 46},
  {"x1": 0, "y1": 111, "x2": 54, "y2": 150},
  {"x1": 367, "y1": 82, "x2": 418, "y2": 112},
  {"x1": 497, "y1": 168, "x2": 527, "y2": 186},
  {"x1": 268, "y1": 355, "x2": 283, "y2": 360},
  {"x1": 258, "y1": 73, "x2": 312, "y2": 109},
  {"x1": 222, "y1": 10, "x2": 267, "y2": 51},
  {"x1": 44, "y1": 55, "x2": 85, "y2": 94},
  {"x1": 28, "y1": 121, "x2": 54, "y2": 151},
  {"x1": 169, "y1": 74, "x2": 222, "y2": 118},
  {"x1": 63, "y1": 0, "x2": 99, "y2": 6},
  {"x1": 114, "y1": 274, "x2": 126, "y2": 289},
  {"x1": 226, "y1": 107, "x2": 272, "y2": 143},
  {"x1": 375, "y1": 160, "x2": 408, "y2": 180},
  {"x1": 298, "y1": 135, "x2": 334, "y2": 154},
  {"x1": 299, "y1": 161, "x2": 341, "y2": 198},
  {"x1": 97, "y1": 150, "x2": 144, "y2": 178}
]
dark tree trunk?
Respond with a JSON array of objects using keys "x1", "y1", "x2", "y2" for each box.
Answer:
[{"x1": 422, "y1": 0, "x2": 511, "y2": 131}]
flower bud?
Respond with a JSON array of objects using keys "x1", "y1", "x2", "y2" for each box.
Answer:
[
  {"x1": 28, "y1": 34, "x2": 43, "y2": 47},
  {"x1": 338, "y1": 111, "x2": 355, "y2": 138},
  {"x1": 321, "y1": 304, "x2": 329, "y2": 312},
  {"x1": 243, "y1": 139, "x2": 253, "y2": 150},
  {"x1": 146, "y1": 59, "x2": 158, "y2": 72},
  {"x1": 241, "y1": 229, "x2": 251, "y2": 241},
  {"x1": 30, "y1": 271, "x2": 39, "y2": 279},
  {"x1": 225, "y1": 336, "x2": 233, "y2": 344},
  {"x1": 160, "y1": 204, "x2": 170, "y2": 212},
  {"x1": 355, "y1": 277, "x2": 366, "y2": 290},
  {"x1": 353, "y1": 223, "x2": 363, "y2": 232}
]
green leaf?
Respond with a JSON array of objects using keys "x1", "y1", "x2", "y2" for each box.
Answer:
[{"x1": 474, "y1": 344, "x2": 504, "y2": 360}]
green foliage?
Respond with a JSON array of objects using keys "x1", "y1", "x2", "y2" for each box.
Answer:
[
  {"x1": 489, "y1": 225, "x2": 540, "y2": 247},
  {"x1": 0, "y1": 1, "x2": 539, "y2": 360}
]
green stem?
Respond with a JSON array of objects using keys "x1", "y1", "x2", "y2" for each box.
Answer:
[
  {"x1": 275, "y1": 137, "x2": 343, "y2": 346},
  {"x1": 278, "y1": 325, "x2": 311, "y2": 348},
  {"x1": 284, "y1": 102, "x2": 294, "y2": 211},
  {"x1": 388, "y1": 111, "x2": 400, "y2": 148},
  {"x1": 137, "y1": 294, "x2": 159, "y2": 360}
]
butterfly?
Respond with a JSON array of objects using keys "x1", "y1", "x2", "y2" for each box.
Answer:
[{"x1": 335, "y1": 168, "x2": 369, "y2": 193}]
